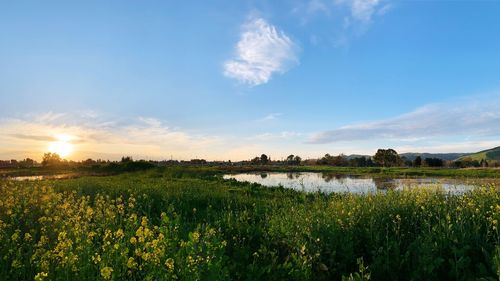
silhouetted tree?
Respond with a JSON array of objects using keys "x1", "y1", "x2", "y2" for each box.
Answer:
[
  {"x1": 121, "y1": 156, "x2": 133, "y2": 163},
  {"x1": 260, "y1": 154, "x2": 269, "y2": 165},
  {"x1": 414, "y1": 156, "x2": 422, "y2": 167},
  {"x1": 293, "y1": 155, "x2": 302, "y2": 165},
  {"x1": 424, "y1": 158, "x2": 444, "y2": 167},
  {"x1": 286, "y1": 154, "x2": 301, "y2": 165},
  {"x1": 42, "y1": 152, "x2": 62, "y2": 167},
  {"x1": 250, "y1": 157, "x2": 260, "y2": 164},
  {"x1": 317, "y1": 154, "x2": 347, "y2": 166}
]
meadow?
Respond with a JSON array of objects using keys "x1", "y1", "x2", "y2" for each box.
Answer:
[{"x1": 0, "y1": 168, "x2": 498, "y2": 280}]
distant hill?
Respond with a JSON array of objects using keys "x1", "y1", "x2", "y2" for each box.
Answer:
[
  {"x1": 341, "y1": 147, "x2": 500, "y2": 162},
  {"x1": 456, "y1": 146, "x2": 500, "y2": 161},
  {"x1": 400, "y1": 152, "x2": 470, "y2": 161},
  {"x1": 345, "y1": 154, "x2": 371, "y2": 160}
]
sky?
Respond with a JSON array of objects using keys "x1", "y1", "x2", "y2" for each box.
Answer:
[{"x1": 1, "y1": 0, "x2": 500, "y2": 161}]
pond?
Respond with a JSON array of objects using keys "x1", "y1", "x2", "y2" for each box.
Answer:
[
  {"x1": 223, "y1": 172, "x2": 486, "y2": 194},
  {"x1": 3, "y1": 174, "x2": 79, "y2": 181}
]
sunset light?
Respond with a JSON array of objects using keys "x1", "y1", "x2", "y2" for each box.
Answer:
[{"x1": 47, "y1": 134, "x2": 74, "y2": 157}]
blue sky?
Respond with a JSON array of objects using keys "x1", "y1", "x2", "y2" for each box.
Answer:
[{"x1": 1, "y1": 0, "x2": 500, "y2": 161}]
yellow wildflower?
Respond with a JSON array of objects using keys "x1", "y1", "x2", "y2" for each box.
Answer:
[
  {"x1": 191, "y1": 231, "x2": 200, "y2": 243},
  {"x1": 100, "y1": 266, "x2": 113, "y2": 280},
  {"x1": 130, "y1": 237, "x2": 137, "y2": 244},
  {"x1": 24, "y1": 233, "x2": 32, "y2": 241},
  {"x1": 34, "y1": 272, "x2": 48, "y2": 281},
  {"x1": 11, "y1": 231, "x2": 19, "y2": 242},
  {"x1": 127, "y1": 257, "x2": 136, "y2": 269},
  {"x1": 165, "y1": 258, "x2": 175, "y2": 271},
  {"x1": 115, "y1": 229, "x2": 124, "y2": 239},
  {"x1": 141, "y1": 217, "x2": 148, "y2": 227}
]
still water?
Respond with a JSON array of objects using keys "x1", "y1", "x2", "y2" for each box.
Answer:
[
  {"x1": 5, "y1": 174, "x2": 77, "y2": 181},
  {"x1": 223, "y1": 172, "x2": 482, "y2": 194}
]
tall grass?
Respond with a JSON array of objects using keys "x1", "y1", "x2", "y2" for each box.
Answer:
[{"x1": 0, "y1": 170, "x2": 498, "y2": 280}]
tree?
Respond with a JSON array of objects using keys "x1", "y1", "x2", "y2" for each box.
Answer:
[
  {"x1": 414, "y1": 156, "x2": 422, "y2": 167},
  {"x1": 121, "y1": 156, "x2": 133, "y2": 163},
  {"x1": 19, "y1": 158, "x2": 35, "y2": 168},
  {"x1": 350, "y1": 157, "x2": 368, "y2": 167},
  {"x1": 82, "y1": 158, "x2": 97, "y2": 166},
  {"x1": 42, "y1": 152, "x2": 62, "y2": 167},
  {"x1": 250, "y1": 157, "x2": 260, "y2": 164},
  {"x1": 402, "y1": 157, "x2": 413, "y2": 167},
  {"x1": 317, "y1": 154, "x2": 347, "y2": 166},
  {"x1": 260, "y1": 154, "x2": 269, "y2": 165},
  {"x1": 423, "y1": 158, "x2": 444, "y2": 167},
  {"x1": 293, "y1": 155, "x2": 302, "y2": 165},
  {"x1": 286, "y1": 154, "x2": 301, "y2": 165},
  {"x1": 373, "y1": 149, "x2": 402, "y2": 167}
]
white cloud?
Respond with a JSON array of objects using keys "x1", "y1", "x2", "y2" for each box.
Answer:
[
  {"x1": 224, "y1": 18, "x2": 299, "y2": 86},
  {"x1": 349, "y1": 0, "x2": 381, "y2": 22},
  {"x1": 249, "y1": 131, "x2": 302, "y2": 141},
  {"x1": 309, "y1": 95, "x2": 500, "y2": 144},
  {"x1": 256, "y1": 113, "x2": 283, "y2": 122},
  {"x1": 299, "y1": 0, "x2": 387, "y2": 24}
]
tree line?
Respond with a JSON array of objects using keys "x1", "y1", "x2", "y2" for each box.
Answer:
[
  {"x1": 248, "y1": 149, "x2": 496, "y2": 168},
  {"x1": 0, "y1": 150, "x2": 496, "y2": 170}
]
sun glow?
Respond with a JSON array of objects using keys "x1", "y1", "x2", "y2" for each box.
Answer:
[{"x1": 48, "y1": 134, "x2": 74, "y2": 157}]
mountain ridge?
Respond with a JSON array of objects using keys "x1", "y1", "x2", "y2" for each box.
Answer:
[{"x1": 456, "y1": 146, "x2": 500, "y2": 161}]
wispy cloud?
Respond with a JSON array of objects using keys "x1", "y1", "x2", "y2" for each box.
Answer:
[
  {"x1": 256, "y1": 113, "x2": 283, "y2": 122},
  {"x1": 346, "y1": 0, "x2": 383, "y2": 23},
  {"x1": 309, "y1": 95, "x2": 500, "y2": 144},
  {"x1": 224, "y1": 17, "x2": 299, "y2": 86},
  {"x1": 249, "y1": 131, "x2": 302, "y2": 141},
  {"x1": 297, "y1": 0, "x2": 389, "y2": 24},
  {"x1": 292, "y1": 0, "x2": 390, "y2": 47}
]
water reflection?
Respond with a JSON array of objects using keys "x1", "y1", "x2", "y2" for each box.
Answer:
[
  {"x1": 223, "y1": 172, "x2": 479, "y2": 194},
  {"x1": 5, "y1": 174, "x2": 77, "y2": 181},
  {"x1": 372, "y1": 177, "x2": 397, "y2": 190}
]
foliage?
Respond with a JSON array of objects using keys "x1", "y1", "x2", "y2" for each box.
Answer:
[
  {"x1": 317, "y1": 154, "x2": 348, "y2": 166},
  {"x1": 373, "y1": 149, "x2": 403, "y2": 167},
  {"x1": 414, "y1": 156, "x2": 422, "y2": 167},
  {"x1": 41, "y1": 153, "x2": 63, "y2": 167},
  {"x1": 286, "y1": 155, "x2": 302, "y2": 165},
  {"x1": 424, "y1": 157, "x2": 444, "y2": 167}
]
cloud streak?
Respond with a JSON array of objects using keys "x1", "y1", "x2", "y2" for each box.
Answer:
[
  {"x1": 348, "y1": 0, "x2": 383, "y2": 22},
  {"x1": 0, "y1": 113, "x2": 223, "y2": 160},
  {"x1": 224, "y1": 18, "x2": 298, "y2": 86},
  {"x1": 256, "y1": 113, "x2": 283, "y2": 122},
  {"x1": 309, "y1": 95, "x2": 500, "y2": 144}
]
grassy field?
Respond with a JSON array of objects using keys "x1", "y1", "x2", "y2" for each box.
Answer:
[
  {"x1": 218, "y1": 165, "x2": 500, "y2": 178},
  {"x1": 0, "y1": 168, "x2": 499, "y2": 280},
  {"x1": 2, "y1": 165, "x2": 500, "y2": 179}
]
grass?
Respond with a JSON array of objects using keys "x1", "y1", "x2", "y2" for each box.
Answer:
[
  {"x1": 0, "y1": 168, "x2": 498, "y2": 280},
  {"x1": 457, "y1": 146, "x2": 500, "y2": 162},
  {"x1": 218, "y1": 165, "x2": 500, "y2": 178},
  {"x1": 3, "y1": 164, "x2": 500, "y2": 180}
]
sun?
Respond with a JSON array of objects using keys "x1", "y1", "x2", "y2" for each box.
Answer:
[{"x1": 48, "y1": 134, "x2": 74, "y2": 158}]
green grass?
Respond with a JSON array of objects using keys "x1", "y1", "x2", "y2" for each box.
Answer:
[
  {"x1": 457, "y1": 146, "x2": 500, "y2": 162},
  {"x1": 3, "y1": 164, "x2": 500, "y2": 180},
  {"x1": 0, "y1": 169, "x2": 499, "y2": 280},
  {"x1": 218, "y1": 165, "x2": 500, "y2": 178}
]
